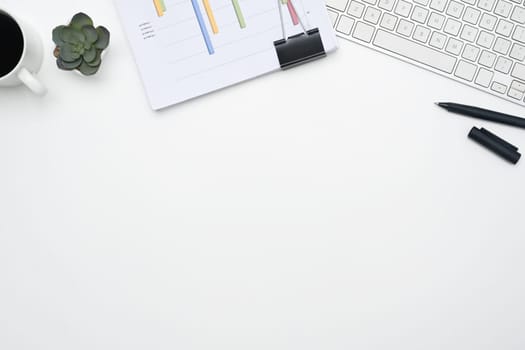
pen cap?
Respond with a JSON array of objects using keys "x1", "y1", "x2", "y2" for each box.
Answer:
[
  {"x1": 479, "y1": 128, "x2": 518, "y2": 151},
  {"x1": 468, "y1": 127, "x2": 521, "y2": 164}
]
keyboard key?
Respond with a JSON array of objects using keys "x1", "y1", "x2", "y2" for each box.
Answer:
[
  {"x1": 493, "y1": 37, "x2": 511, "y2": 54},
  {"x1": 395, "y1": 0, "x2": 412, "y2": 17},
  {"x1": 491, "y1": 81, "x2": 507, "y2": 93},
  {"x1": 494, "y1": 0, "x2": 513, "y2": 17},
  {"x1": 352, "y1": 21, "x2": 376, "y2": 42},
  {"x1": 327, "y1": 0, "x2": 349, "y2": 11},
  {"x1": 475, "y1": 68, "x2": 494, "y2": 87},
  {"x1": 511, "y1": 80, "x2": 525, "y2": 92},
  {"x1": 511, "y1": 7, "x2": 525, "y2": 24},
  {"x1": 495, "y1": 19, "x2": 513, "y2": 37},
  {"x1": 364, "y1": 7, "x2": 382, "y2": 24},
  {"x1": 348, "y1": 1, "x2": 365, "y2": 17},
  {"x1": 397, "y1": 19, "x2": 415, "y2": 36},
  {"x1": 495, "y1": 56, "x2": 512, "y2": 73},
  {"x1": 428, "y1": 12, "x2": 446, "y2": 29},
  {"x1": 477, "y1": 31, "x2": 495, "y2": 48},
  {"x1": 380, "y1": 13, "x2": 398, "y2": 30},
  {"x1": 511, "y1": 62, "x2": 525, "y2": 80},
  {"x1": 462, "y1": 0, "x2": 476, "y2": 4},
  {"x1": 460, "y1": 24, "x2": 479, "y2": 42},
  {"x1": 362, "y1": 0, "x2": 377, "y2": 4},
  {"x1": 444, "y1": 18, "x2": 462, "y2": 35},
  {"x1": 477, "y1": 0, "x2": 496, "y2": 11},
  {"x1": 513, "y1": 26, "x2": 525, "y2": 43},
  {"x1": 455, "y1": 60, "x2": 477, "y2": 81},
  {"x1": 478, "y1": 50, "x2": 497, "y2": 67},
  {"x1": 491, "y1": 81, "x2": 508, "y2": 93},
  {"x1": 462, "y1": 43, "x2": 480, "y2": 60},
  {"x1": 378, "y1": 0, "x2": 396, "y2": 11},
  {"x1": 336, "y1": 15, "x2": 355, "y2": 34},
  {"x1": 446, "y1": 37, "x2": 464, "y2": 54},
  {"x1": 510, "y1": 43, "x2": 525, "y2": 61},
  {"x1": 413, "y1": 25, "x2": 432, "y2": 42},
  {"x1": 411, "y1": 6, "x2": 429, "y2": 24},
  {"x1": 463, "y1": 7, "x2": 481, "y2": 24},
  {"x1": 373, "y1": 30, "x2": 457, "y2": 73},
  {"x1": 446, "y1": 1, "x2": 465, "y2": 18},
  {"x1": 479, "y1": 13, "x2": 497, "y2": 30},
  {"x1": 430, "y1": 31, "x2": 448, "y2": 48},
  {"x1": 508, "y1": 88, "x2": 524, "y2": 100},
  {"x1": 430, "y1": 0, "x2": 447, "y2": 11}
]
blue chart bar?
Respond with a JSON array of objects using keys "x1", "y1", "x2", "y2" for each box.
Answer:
[{"x1": 191, "y1": 0, "x2": 215, "y2": 55}]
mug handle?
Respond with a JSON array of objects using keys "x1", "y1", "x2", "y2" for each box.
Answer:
[{"x1": 17, "y1": 67, "x2": 47, "y2": 96}]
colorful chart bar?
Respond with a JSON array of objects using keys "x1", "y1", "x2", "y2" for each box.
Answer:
[
  {"x1": 191, "y1": 0, "x2": 215, "y2": 54},
  {"x1": 286, "y1": 0, "x2": 300, "y2": 25},
  {"x1": 280, "y1": 0, "x2": 299, "y2": 25},
  {"x1": 231, "y1": 0, "x2": 246, "y2": 28},
  {"x1": 202, "y1": 0, "x2": 219, "y2": 34},
  {"x1": 153, "y1": 0, "x2": 165, "y2": 17}
]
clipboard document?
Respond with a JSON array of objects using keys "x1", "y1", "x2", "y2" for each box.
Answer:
[{"x1": 115, "y1": 0, "x2": 338, "y2": 109}]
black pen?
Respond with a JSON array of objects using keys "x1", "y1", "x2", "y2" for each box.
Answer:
[{"x1": 436, "y1": 102, "x2": 525, "y2": 129}]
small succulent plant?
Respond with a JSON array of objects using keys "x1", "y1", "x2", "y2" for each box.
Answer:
[{"x1": 52, "y1": 13, "x2": 110, "y2": 76}]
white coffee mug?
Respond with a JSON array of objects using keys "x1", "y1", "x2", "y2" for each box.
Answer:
[{"x1": 0, "y1": 9, "x2": 46, "y2": 95}]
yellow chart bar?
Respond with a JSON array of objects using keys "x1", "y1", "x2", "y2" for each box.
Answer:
[
  {"x1": 153, "y1": 0, "x2": 164, "y2": 17},
  {"x1": 202, "y1": 0, "x2": 219, "y2": 34}
]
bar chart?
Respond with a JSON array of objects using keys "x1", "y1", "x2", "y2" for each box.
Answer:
[
  {"x1": 150, "y1": 0, "x2": 301, "y2": 56},
  {"x1": 116, "y1": 0, "x2": 336, "y2": 108}
]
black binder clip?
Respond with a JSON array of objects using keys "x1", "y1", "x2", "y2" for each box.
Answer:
[{"x1": 273, "y1": 1, "x2": 326, "y2": 70}]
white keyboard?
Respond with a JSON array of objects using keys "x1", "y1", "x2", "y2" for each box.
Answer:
[{"x1": 326, "y1": 0, "x2": 525, "y2": 106}]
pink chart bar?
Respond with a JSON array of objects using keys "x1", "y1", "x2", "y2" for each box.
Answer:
[{"x1": 287, "y1": 0, "x2": 299, "y2": 26}]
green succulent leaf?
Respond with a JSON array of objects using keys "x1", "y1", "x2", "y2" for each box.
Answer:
[
  {"x1": 59, "y1": 44, "x2": 82, "y2": 62},
  {"x1": 61, "y1": 27, "x2": 86, "y2": 44},
  {"x1": 83, "y1": 45, "x2": 97, "y2": 62},
  {"x1": 52, "y1": 26, "x2": 66, "y2": 46},
  {"x1": 70, "y1": 13, "x2": 93, "y2": 30},
  {"x1": 77, "y1": 61, "x2": 100, "y2": 76},
  {"x1": 94, "y1": 26, "x2": 110, "y2": 50},
  {"x1": 57, "y1": 58, "x2": 72, "y2": 71},
  {"x1": 86, "y1": 50, "x2": 102, "y2": 67},
  {"x1": 82, "y1": 25, "x2": 98, "y2": 44},
  {"x1": 57, "y1": 57, "x2": 83, "y2": 70}
]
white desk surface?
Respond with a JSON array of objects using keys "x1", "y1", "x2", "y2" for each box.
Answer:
[{"x1": 1, "y1": 1, "x2": 524, "y2": 349}]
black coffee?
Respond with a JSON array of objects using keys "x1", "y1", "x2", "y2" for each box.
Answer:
[{"x1": 0, "y1": 12, "x2": 24, "y2": 78}]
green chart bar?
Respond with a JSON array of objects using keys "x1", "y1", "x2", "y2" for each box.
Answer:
[{"x1": 232, "y1": 0, "x2": 246, "y2": 28}]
